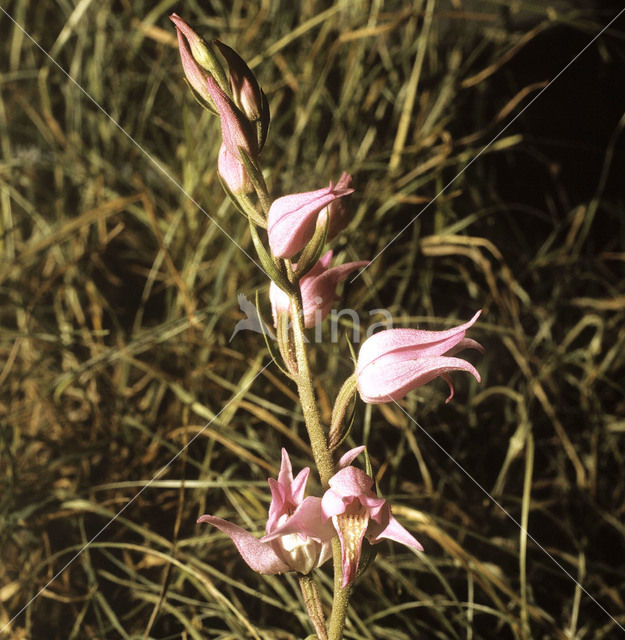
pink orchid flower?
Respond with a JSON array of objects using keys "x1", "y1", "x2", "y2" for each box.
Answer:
[
  {"x1": 267, "y1": 182, "x2": 354, "y2": 258},
  {"x1": 198, "y1": 449, "x2": 333, "y2": 575},
  {"x1": 320, "y1": 447, "x2": 423, "y2": 587},
  {"x1": 269, "y1": 251, "x2": 368, "y2": 328},
  {"x1": 356, "y1": 310, "x2": 484, "y2": 404}
]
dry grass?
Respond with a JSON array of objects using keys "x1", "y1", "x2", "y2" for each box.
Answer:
[{"x1": 1, "y1": 1, "x2": 625, "y2": 638}]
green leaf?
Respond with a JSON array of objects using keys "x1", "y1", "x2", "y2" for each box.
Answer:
[
  {"x1": 294, "y1": 212, "x2": 329, "y2": 278},
  {"x1": 248, "y1": 220, "x2": 291, "y2": 291}
]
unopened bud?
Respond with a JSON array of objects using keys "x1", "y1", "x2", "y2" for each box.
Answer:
[
  {"x1": 328, "y1": 373, "x2": 358, "y2": 450},
  {"x1": 215, "y1": 40, "x2": 262, "y2": 120},
  {"x1": 214, "y1": 40, "x2": 271, "y2": 151},
  {"x1": 173, "y1": 27, "x2": 216, "y2": 109},
  {"x1": 170, "y1": 14, "x2": 228, "y2": 90},
  {"x1": 218, "y1": 144, "x2": 253, "y2": 194}
]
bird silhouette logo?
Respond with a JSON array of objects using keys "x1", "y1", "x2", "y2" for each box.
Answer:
[{"x1": 229, "y1": 294, "x2": 276, "y2": 342}]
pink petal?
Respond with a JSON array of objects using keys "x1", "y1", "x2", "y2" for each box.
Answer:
[
  {"x1": 448, "y1": 337, "x2": 485, "y2": 356},
  {"x1": 197, "y1": 515, "x2": 289, "y2": 574},
  {"x1": 262, "y1": 497, "x2": 335, "y2": 541},
  {"x1": 277, "y1": 447, "x2": 294, "y2": 487},
  {"x1": 357, "y1": 311, "x2": 481, "y2": 374},
  {"x1": 357, "y1": 355, "x2": 481, "y2": 404},
  {"x1": 267, "y1": 186, "x2": 354, "y2": 258},
  {"x1": 327, "y1": 466, "x2": 374, "y2": 497},
  {"x1": 337, "y1": 446, "x2": 366, "y2": 469},
  {"x1": 367, "y1": 511, "x2": 424, "y2": 552},
  {"x1": 266, "y1": 477, "x2": 287, "y2": 531},
  {"x1": 291, "y1": 466, "x2": 311, "y2": 504},
  {"x1": 307, "y1": 260, "x2": 369, "y2": 295}
]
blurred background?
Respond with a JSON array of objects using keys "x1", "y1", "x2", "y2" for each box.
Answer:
[{"x1": 1, "y1": 1, "x2": 624, "y2": 638}]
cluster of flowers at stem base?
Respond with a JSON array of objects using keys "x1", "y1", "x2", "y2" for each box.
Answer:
[{"x1": 198, "y1": 448, "x2": 422, "y2": 587}]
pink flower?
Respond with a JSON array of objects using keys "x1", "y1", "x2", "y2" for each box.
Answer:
[
  {"x1": 267, "y1": 183, "x2": 354, "y2": 258},
  {"x1": 321, "y1": 448, "x2": 423, "y2": 587},
  {"x1": 269, "y1": 251, "x2": 368, "y2": 328},
  {"x1": 198, "y1": 449, "x2": 333, "y2": 575},
  {"x1": 356, "y1": 311, "x2": 484, "y2": 404}
]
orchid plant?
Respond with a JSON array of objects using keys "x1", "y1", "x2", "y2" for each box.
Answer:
[{"x1": 172, "y1": 14, "x2": 483, "y2": 639}]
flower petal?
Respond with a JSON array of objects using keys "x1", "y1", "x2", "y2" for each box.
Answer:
[
  {"x1": 268, "y1": 185, "x2": 353, "y2": 258},
  {"x1": 337, "y1": 446, "x2": 366, "y2": 469},
  {"x1": 197, "y1": 515, "x2": 289, "y2": 574},
  {"x1": 277, "y1": 447, "x2": 294, "y2": 487},
  {"x1": 357, "y1": 311, "x2": 482, "y2": 374},
  {"x1": 357, "y1": 354, "x2": 481, "y2": 403},
  {"x1": 320, "y1": 488, "x2": 348, "y2": 520},
  {"x1": 327, "y1": 466, "x2": 375, "y2": 497},
  {"x1": 367, "y1": 510, "x2": 424, "y2": 552},
  {"x1": 262, "y1": 496, "x2": 335, "y2": 541}
]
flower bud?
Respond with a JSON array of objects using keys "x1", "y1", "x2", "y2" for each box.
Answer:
[
  {"x1": 205, "y1": 75, "x2": 258, "y2": 160},
  {"x1": 170, "y1": 14, "x2": 227, "y2": 90},
  {"x1": 173, "y1": 25, "x2": 216, "y2": 108},
  {"x1": 214, "y1": 40, "x2": 263, "y2": 122},
  {"x1": 218, "y1": 143, "x2": 253, "y2": 194}
]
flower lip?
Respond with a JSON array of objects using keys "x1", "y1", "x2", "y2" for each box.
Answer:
[{"x1": 321, "y1": 462, "x2": 423, "y2": 587}]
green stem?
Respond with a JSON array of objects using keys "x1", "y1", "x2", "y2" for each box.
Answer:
[
  {"x1": 288, "y1": 293, "x2": 352, "y2": 639},
  {"x1": 289, "y1": 293, "x2": 333, "y2": 486},
  {"x1": 299, "y1": 574, "x2": 328, "y2": 640},
  {"x1": 327, "y1": 538, "x2": 351, "y2": 640}
]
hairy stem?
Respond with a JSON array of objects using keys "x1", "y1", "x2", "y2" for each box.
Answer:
[
  {"x1": 289, "y1": 293, "x2": 333, "y2": 486},
  {"x1": 299, "y1": 574, "x2": 328, "y2": 640},
  {"x1": 288, "y1": 293, "x2": 351, "y2": 639},
  {"x1": 327, "y1": 538, "x2": 351, "y2": 640}
]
